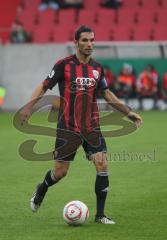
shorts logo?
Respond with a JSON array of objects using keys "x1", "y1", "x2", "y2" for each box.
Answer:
[{"x1": 75, "y1": 77, "x2": 96, "y2": 90}]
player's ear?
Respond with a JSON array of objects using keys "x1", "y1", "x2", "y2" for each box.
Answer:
[
  {"x1": 74, "y1": 40, "x2": 79, "y2": 49},
  {"x1": 74, "y1": 39, "x2": 78, "y2": 46}
]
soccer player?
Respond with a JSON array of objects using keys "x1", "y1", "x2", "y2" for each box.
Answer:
[{"x1": 20, "y1": 25, "x2": 143, "y2": 224}]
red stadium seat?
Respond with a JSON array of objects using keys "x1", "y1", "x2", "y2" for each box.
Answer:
[
  {"x1": 114, "y1": 25, "x2": 134, "y2": 41},
  {"x1": 156, "y1": 10, "x2": 167, "y2": 26},
  {"x1": 1, "y1": 0, "x2": 167, "y2": 43},
  {"x1": 123, "y1": 0, "x2": 140, "y2": 9},
  {"x1": 96, "y1": 9, "x2": 115, "y2": 26},
  {"x1": 52, "y1": 25, "x2": 77, "y2": 42},
  {"x1": 160, "y1": 0, "x2": 167, "y2": 8},
  {"x1": 115, "y1": 9, "x2": 138, "y2": 25},
  {"x1": 137, "y1": 9, "x2": 158, "y2": 25},
  {"x1": 23, "y1": 0, "x2": 40, "y2": 10},
  {"x1": 132, "y1": 25, "x2": 154, "y2": 41},
  {"x1": 84, "y1": 0, "x2": 101, "y2": 9},
  {"x1": 17, "y1": 10, "x2": 38, "y2": 30},
  {"x1": 32, "y1": 27, "x2": 52, "y2": 43},
  {"x1": 38, "y1": 9, "x2": 56, "y2": 26},
  {"x1": 154, "y1": 26, "x2": 167, "y2": 40},
  {"x1": 78, "y1": 10, "x2": 97, "y2": 26},
  {"x1": 0, "y1": 11, "x2": 16, "y2": 27},
  {"x1": 0, "y1": 0, "x2": 23, "y2": 43},
  {"x1": 94, "y1": 25, "x2": 114, "y2": 41},
  {"x1": 0, "y1": 0, "x2": 20, "y2": 10},
  {"x1": 138, "y1": 0, "x2": 160, "y2": 8},
  {"x1": 0, "y1": 31, "x2": 10, "y2": 44},
  {"x1": 57, "y1": 9, "x2": 77, "y2": 25}
]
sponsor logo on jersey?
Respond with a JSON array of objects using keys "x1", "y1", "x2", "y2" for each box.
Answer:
[{"x1": 74, "y1": 77, "x2": 96, "y2": 90}]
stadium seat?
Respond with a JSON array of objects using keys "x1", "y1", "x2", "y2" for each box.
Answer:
[
  {"x1": 0, "y1": 0, "x2": 23, "y2": 42},
  {"x1": 52, "y1": 25, "x2": 77, "y2": 42},
  {"x1": 38, "y1": 9, "x2": 56, "y2": 26},
  {"x1": 137, "y1": 9, "x2": 158, "y2": 25},
  {"x1": 114, "y1": 25, "x2": 134, "y2": 41},
  {"x1": 123, "y1": 0, "x2": 140, "y2": 9},
  {"x1": 84, "y1": 0, "x2": 101, "y2": 9},
  {"x1": 153, "y1": 26, "x2": 167, "y2": 41},
  {"x1": 0, "y1": 31, "x2": 10, "y2": 44},
  {"x1": 78, "y1": 10, "x2": 97, "y2": 26},
  {"x1": 1, "y1": 0, "x2": 167, "y2": 43},
  {"x1": 93, "y1": 25, "x2": 114, "y2": 41},
  {"x1": 57, "y1": 9, "x2": 77, "y2": 25},
  {"x1": 23, "y1": 0, "x2": 40, "y2": 10},
  {"x1": 32, "y1": 27, "x2": 52, "y2": 43},
  {"x1": 115, "y1": 9, "x2": 138, "y2": 25},
  {"x1": 137, "y1": 0, "x2": 159, "y2": 8},
  {"x1": 160, "y1": 0, "x2": 167, "y2": 8},
  {"x1": 0, "y1": 11, "x2": 16, "y2": 27},
  {"x1": 17, "y1": 13, "x2": 37, "y2": 33},
  {"x1": 0, "y1": 0, "x2": 20, "y2": 10},
  {"x1": 133, "y1": 25, "x2": 154, "y2": 41},
  {"x1": 96, "y1": 9, "x2": 115, "y2": 26},
  {"x1": 156, "y1": 10, "x2": 167, "y2": 26}
]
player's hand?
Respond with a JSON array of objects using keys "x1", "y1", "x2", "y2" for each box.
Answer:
[
  {"x1": 127, "y1": 111, "x2": 143, "y2": 128},
  {"x1": 20, "y1": 107, "x2": 31, "y2": 125}
]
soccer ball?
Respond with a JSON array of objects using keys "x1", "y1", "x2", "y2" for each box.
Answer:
[{"x1": 63, "y1": 200, "x2": 89, "y2": 226}]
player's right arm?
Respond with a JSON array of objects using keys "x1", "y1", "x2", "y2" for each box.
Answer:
[
  {"x1": 20, "y1": 83, "x2": 46, "y2": 123},
  {"x1": 20, "y1": 60, "x2": 64, "y2": 123}
]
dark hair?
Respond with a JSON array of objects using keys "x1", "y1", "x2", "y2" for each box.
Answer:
[
  {"x1": 146, "y1": 64, "x2": 155, "y2": 71},
  {"x1": 74, "y1": 25, "x2": 94, "y2": 40}
]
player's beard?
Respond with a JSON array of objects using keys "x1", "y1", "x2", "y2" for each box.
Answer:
[{"x1": 80, "y1": 48, "x2": 93, "y2": 57}]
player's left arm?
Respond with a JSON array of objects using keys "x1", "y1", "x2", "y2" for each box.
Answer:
[{"x1": 102, "y1": 89, "x2": 143, "y2": 128}]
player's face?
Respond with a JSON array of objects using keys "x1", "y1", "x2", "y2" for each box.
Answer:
[{"x1": 76, "y1": 32, "x2": 95, "y2": 56}]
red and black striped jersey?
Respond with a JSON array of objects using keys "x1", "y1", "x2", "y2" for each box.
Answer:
[{"x1": 43, "y1": 54, "x2": 108, "y2": 132}]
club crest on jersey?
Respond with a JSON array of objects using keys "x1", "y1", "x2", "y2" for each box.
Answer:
[{"x1": 92, "y1": 70, "x2": 99, "y2": 79}]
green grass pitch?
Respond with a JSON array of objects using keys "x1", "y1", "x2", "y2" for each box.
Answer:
[{"x1": 0, "y1": 111, "x2": 166, "y2": 240}]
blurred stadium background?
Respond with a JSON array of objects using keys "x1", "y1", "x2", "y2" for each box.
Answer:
[
  {"x1": 0, "y1": 0, "x2": 167, "y2": 110},
  {"x1": 0, "y1": 1, "x2": 167, "y2": 240}
]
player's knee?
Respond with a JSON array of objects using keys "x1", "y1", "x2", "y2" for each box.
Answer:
[
  {"x1": 54, "y1": 170, "x2": 67, "y2": 179},
  {"x1": 54, "y1": 166, "x2": 68, "y2": 179},
  {"x1": 61, "y1": 170, "x2": 68, "y2": 178},
  {"x1": 93, "y1": 152, "x2": 108, "y2": 171},
  {"x1": 97, "y1": 161, "x2": 108, "y2": 172}
]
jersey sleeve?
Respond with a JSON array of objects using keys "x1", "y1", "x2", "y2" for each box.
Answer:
[
  {"x1": 43, "y1": 60, "x2": 64, "y2": 90},
  {"x1": 98, "y1": 67, "x2": 108, "y2": 90}
]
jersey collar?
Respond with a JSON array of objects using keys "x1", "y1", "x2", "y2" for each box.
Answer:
[{"x1": 73, "y1": 54, "x2": 93, "y2": 65}]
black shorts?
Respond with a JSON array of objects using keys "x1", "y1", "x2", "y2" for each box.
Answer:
[{"x1": 53, "y1": 128, "x2": 107, "y2": 161}]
